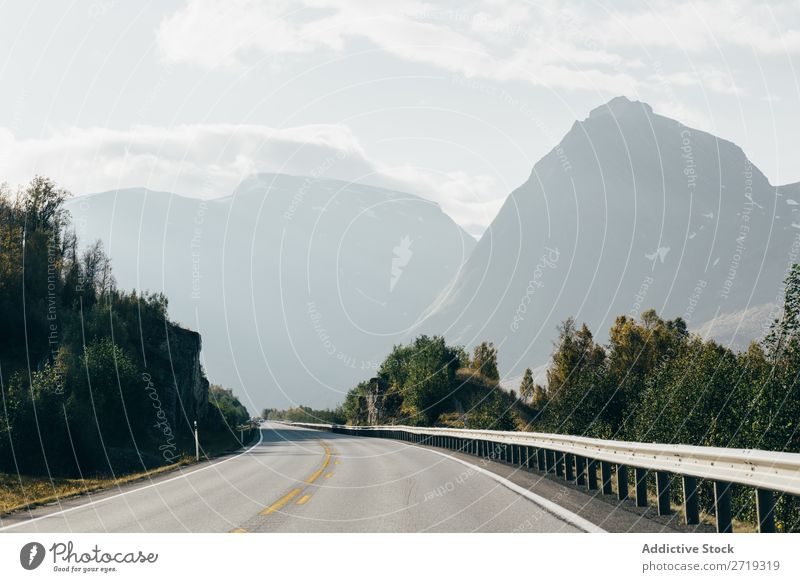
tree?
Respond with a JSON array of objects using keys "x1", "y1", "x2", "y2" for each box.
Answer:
[
  {"x1": 404, "y1": 335, "x2": 460, "y2": 424},
  {"x1": 605, "y1": 310, "x2": 687, "y2": 436},
  {"x1": 532, "y1": 384, "x2": 547, "y2": 409},
  {"x1": 0, "y1": 176, "x2": 251, "y2": 477},
  {"x1": 210, "y1": 385, "x2": 250, "y2": 428},
  {"x1": 472, "y1": 341, "x2": 499, "y2": 380},
  {"x1": 466, "y1": 390, "x2": 516, "y2": 431},
  {"x1": 519, "y1": 367, "x2": 534, "y2": 402}
]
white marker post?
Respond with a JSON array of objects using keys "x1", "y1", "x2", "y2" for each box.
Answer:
[{"x1": 194, "y1": 420, "x2": 199, "y2": 462}]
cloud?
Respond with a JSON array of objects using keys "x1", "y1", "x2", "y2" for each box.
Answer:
[
  {"x1": 155, "y1": 0, "x2": 635, "y2": 93},
  {"x1": 0, "y1": 123, "x2": 499, "y2": 236},
  {"x1": 157, "y1": 0, "x2": 314, "y2": 69},
  {"x1": 156, "y1": 0, "x2": 800, "y2": 95},
  {"x1": 0, "y1": 123, "x2": 375, "y2": 197},
  {"x1": 382, "y1": 166, "x2": 506, "y2": 238}
]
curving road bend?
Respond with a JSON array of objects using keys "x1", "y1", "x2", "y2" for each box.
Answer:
[{"x1": 0, "y1": 423, "x2": 585, "y2": 533}]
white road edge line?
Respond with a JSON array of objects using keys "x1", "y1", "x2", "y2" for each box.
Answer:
[
  {"x1": 419, "y1": 446, "x2": 607, "y2": 533},
  {"x1": 0, "y1": 430, "x2": 265, "y2": 532}
]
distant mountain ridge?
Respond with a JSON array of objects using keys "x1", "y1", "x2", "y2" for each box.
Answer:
[
  {"x1": 66, "y1": 173, "x2": 475, "y2": 410},
  {"x1": 67, "y1": 98, "x2": 800, "y2": 405},
  {"x1": 418, "y1": 96, "x2": 800, "y2": 380}
]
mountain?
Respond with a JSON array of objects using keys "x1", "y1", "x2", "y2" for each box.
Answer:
[
  {"x1": 65, "y1": 173, "x2": 475, "y2": 410},
  {"x1": 419, "y1": 96, "x2": 800, "y2": 380}
]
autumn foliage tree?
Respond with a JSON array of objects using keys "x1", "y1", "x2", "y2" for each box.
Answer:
[{"x1": 472, "y1": 341, "x2": 499, "y2": 380}]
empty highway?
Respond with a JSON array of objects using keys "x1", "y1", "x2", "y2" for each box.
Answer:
[{"x1": 0, "y1": 423, "x2": 597, "y2": 533}]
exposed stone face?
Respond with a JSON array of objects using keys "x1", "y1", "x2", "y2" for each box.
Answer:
[
  {"x1": 365, "y1": 377, "x2": 386, "y2": 426},
  {"x1": 147, "y1": 323, "x2": 209, "y2": 436}
]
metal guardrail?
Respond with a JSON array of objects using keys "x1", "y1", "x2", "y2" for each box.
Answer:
[{"x1": 287, "y1": 422, "x2": 800, "y2": 533}]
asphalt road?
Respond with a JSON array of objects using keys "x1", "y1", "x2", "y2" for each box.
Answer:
[{"x1": 0, "y1": 422, "x2": 587, "y2": 533}]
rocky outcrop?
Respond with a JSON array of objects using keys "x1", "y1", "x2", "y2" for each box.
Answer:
[
  {"x1": 146, "y1": 323, "x2": 209, "y2": 436},
  {"x1": 364, "y1": 377, "x2": 387, "y2": 426}
]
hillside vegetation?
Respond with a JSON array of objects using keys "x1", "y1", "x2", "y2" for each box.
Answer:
[
  {"x1": 0, "y1": 177, "x2": 249, "y2": 480},
  {"x1": 339, "y1": 336, "x2": 528, "y2": 430},
  {"x1": 336, "y1": 266, "x2": 800, "y2": 530}
]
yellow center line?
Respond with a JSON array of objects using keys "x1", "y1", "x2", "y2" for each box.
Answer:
[
  {"x1": 259, "y1": 440, "x2": 333, "y2": 517},
  {"x1": 229, "y1": 527, "x2": 248, "y2": 533},
  {"x1": 260, "y1": 488, "x2": 301, "y2": 516},
  {"x1": 304, "y1": 444, "x2": 332, "y2": 485}
]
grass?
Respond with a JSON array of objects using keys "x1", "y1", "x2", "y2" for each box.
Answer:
[
  {"x1": 609, "y1": 470, "x2": 759, "y2": 533},
  {"x1": 0, "y1": 458, "x2": 192, "y2": 515}
]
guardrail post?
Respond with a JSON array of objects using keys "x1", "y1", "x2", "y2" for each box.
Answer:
[
  {"x1": 635, "y1": 468, "x2": 648, "y2": 507},
  {"x1": 756, "y1": 489, "x2": 776, "y2": 533},
  {"x1": 587, "y1": 459, "x2": 598, "y2": 490},
  {"x1": 546, "y1": 450, "x2": 556, "y2": 474},
  {"x1": 555, "y1": 452, "x2": 565, "y2": 477},
  {"x1": 656, "y1": 472, "x2": 671, "y2": 515},
  {"x1": 617, "y1": 465, "x2": 629, "y2": 500},
  {"x1": 601, "y1": 461, "x2": 613, "y2": 494},
  {"x1": 575, "y1": 455, "x2": 586, "y2": 485},
  {"x1": 713, "y1": 481, "x2": 732, "y2": 533},
  {"x1": 564, "y1": 453, "x2": 575, "y2": 481},
  {"x1": 682, "y1": 476, "x2": 700, "y2": 525},
  {"x1": 536, "y1": 448, "x2": 545, "y2": 471}
]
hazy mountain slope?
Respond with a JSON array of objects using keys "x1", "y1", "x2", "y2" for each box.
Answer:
[
  {"x1": 420, "y1": 96, "x2": 799, "y2": 379},
  {"x1": 66, "y1": 174, "x2": 475, "y2": 410}
]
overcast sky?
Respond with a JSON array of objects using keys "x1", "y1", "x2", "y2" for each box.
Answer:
[{"x1": 1, "y1": 0, "x2": 799, "y2": 236}]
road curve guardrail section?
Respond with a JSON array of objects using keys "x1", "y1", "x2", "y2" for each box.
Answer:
[{"x1": 285, "y1": 421, "x2": 800, "y2": 533}]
